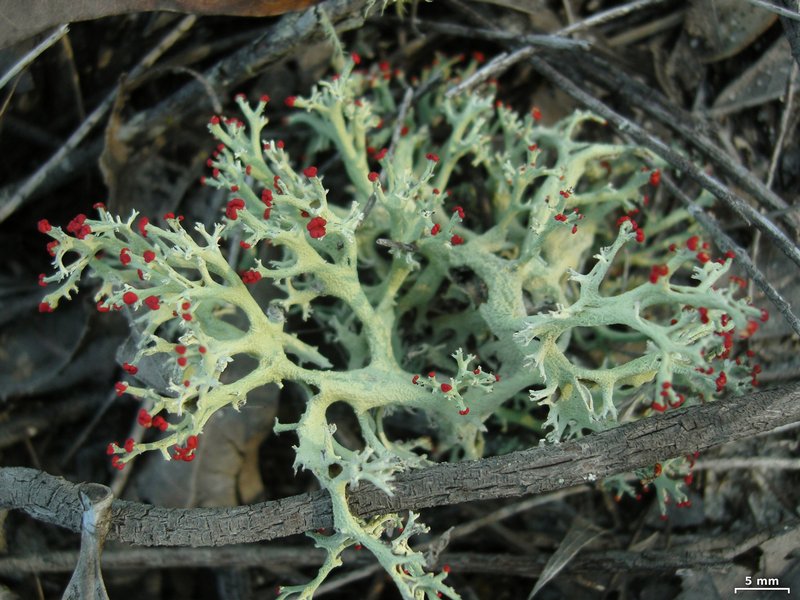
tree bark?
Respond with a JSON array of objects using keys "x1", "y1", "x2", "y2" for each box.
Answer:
[{"x1": 1, "y1": 383, "x2": 799, "y2": 547}]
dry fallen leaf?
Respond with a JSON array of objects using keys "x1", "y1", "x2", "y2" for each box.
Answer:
[
  {"x1": 711, "y1": 37, "x2": 800, "y2": 116},
  {"x1": 684, "y1": 0, "x2": 777, "y2": 62},
  {"x1": 0, "y1": 0, "x2": 323, "y2": 49}
]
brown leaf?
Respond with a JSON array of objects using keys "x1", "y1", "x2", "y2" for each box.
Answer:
[
  {"x1": 0, "y1": 0, "x2": 322, "y2": 49},
  {"x1": 711, "y1": 37, "x2": 800, "y2": 116},
  {"x1": 685, "y1": 0, "x2": 777, "y2": 62}
]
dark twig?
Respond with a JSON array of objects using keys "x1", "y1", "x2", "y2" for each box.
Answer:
[
  {"x1": 412, "y1": 20, "x2": 590, "y2": 51},
  {"x1": 2, "y1": 383, "x2": 799, "y2": 547},
  {"x1": 2, "y1": 520, "x2": 796, "y2": 577},
  {"x1": 0, "y1": 25, "x2": 69, "y2": 90}
]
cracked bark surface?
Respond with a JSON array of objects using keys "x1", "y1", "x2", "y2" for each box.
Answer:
[{"x1": 1, "y1": 383, "x2": 798, "y2": 547}]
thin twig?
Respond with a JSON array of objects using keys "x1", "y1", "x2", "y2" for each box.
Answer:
[
  {"x1": 767, "y1": 61, "x2": 798, "y2": 189},
  {"x1": 446, "y1": 48, "x2": 534, "y2": 98},
  {"x1": 745, "y1": 0, "x2": 800, "y2": 20},
  {"x1": 0, "y1": 16, "x2": 197, "y2": 224},
  {"x1": 560, "y1": 0, "x2": 672, "y2": 34},
  {"x1": 662, "y1": 174, "x2": 800, "y2": 337},
  {"x1": 0, "y1": 25, "x2": 69, "y2": 90},
  {"x1": 695, "y1": 457, "x2": 800, "y2": 471},
  {"x1": 749, "y1": 60, "x2": 798, "y2": 299},
  {"x1": 2, "y1": 383, "x2": 799, "y2": 547},
  {"x1": 439, "y1": 0, "x2": 669, "y2": 96},
  {"x1": 411, "y1": 20, "x2": 590, "y2": 51}
]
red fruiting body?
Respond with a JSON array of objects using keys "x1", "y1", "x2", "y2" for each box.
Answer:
[
  {"x1": 226, "y1": 198, "x2": 245, "y2": 220},
  {"x1": 653, "y1": 463, "x2": 662, "y2": 477},
  {"x1": 240, "y1": 241, "x2": 251, "y2": 249},
  {"x1": 199, "y1": 346, "x2": 207, "y2": 354},
  {"x1": 122, "y1": 291, "x2": 138, "y2": 305},
  {"x1": 440, "y1": 383, "x2": 452, "y2": 393},
  {"x1": 114, "y1": 382, "x2": 128, "y2": 396},
  {"x1": 261, "y1": 189, "x2": 273, "y2": 205},
  {"x1": 350, "y1": 52, "x2": 361, "y2": 64},
  {"x1": 453, "y1": 206, "x2": 465, "y2": 219},
  {"x1": 412, "y1": 375, "x2": 420, "y2": 384},
  {"x1": 106, "y1": 443, "x2": 116, "y2": 455},
  {"x1": 260, "y1": 95, "x2": 270, "y2": 104},
  {"x1": 111, "y1": 455, "x2": 124, "y2": 470},
  {"x1": 138, "y1": 217, "x2": 149, "y2": 237},
  {"x1": 152, "y1": 416, "x2": 168, "y2": 431},
  {"x1": 532, "y1": 107, "x2": 542, "y2": 121},
  {"x1": 241, "y1": 269, "x2": 262, "y2": 284},
  {"x1": 428, "y1": 371, "x2": 436, "y2": 378},
  {"x1": 138, "y1": 409, "x2": 152, "y2": 427},
  {"x1": 687, "y1": 236, "x2": 699, "y2": 251},
  {"x1": 425, "y1": 153, "x2": 439, "y2": 163},
  {"x1": 37, "y1": 219, "x2": 51, "y2": 233},
  {"x1": 38, "y1": 273, "x2": 47, "y2": 287},
  {"x1": 431, "y1": 224, "x2": 441, "y2": 235},
  {"x1": 119, "y1": 248, "x2": 131, "y2": 265},
  {"x1": 307, "y1": 217, "x2": 327, "y2": 239},
  {"x1": 368, "y1": 171, "x2": 379, "y2": 182},
  {"x1": 38, "y1": 302, "x2": 53, "y2": 313},
  {"x1": 67, "y1": 214, "x2": 92, "y2": 239},
  {"x1": 186, "y1": 435, "x2": 198, "y2": 450},
  {"x1": 177, "y1": 357, "x2": 188, "y2": 367},
  {"x1": 649, "y1": 169, "x2": 661, "y2": 186},
  {"x1": 715, "y1": 371, "x2": 727, "y2": 392},
  {"x1": 459, "y1": 408, "x2": 470, "y2": 416},
  {"x1": 143, "y1": 250, "x2": 156, "y2": 263},
  {"x1": 47, "y1": 240, "x2": 59, "y2": 256},
  {"x1": 696, "y1": 252, "x2": 710, "y2": 264},
  {"x1": 649, "y1": 264, "x2": 669, "y2": 284},
  {"x1": 124, "y1": 438, "x2": 135, "y2": 453},
  {"x1": 450, "y1": 234, "x2": 464, "y2": 245},
  {"x1": 285, "y1": 96, "x2": 296, "y2": 107},
  {"x1": 374, "y1": 148, "x2": 388, "y2": 161},
  {"x1": 144, "y1": 295, "x2": 160, "y2": 310},
  {"x1": 210, "y1": 116, "x2": 220, "y2": 125},
  {"x1": 760, "y1": 308, "x2": 769, "y2": 322},
  {"x1": 303, "y1": 166, "x2": 318, "y2": 178},
  {"x1": 554, "y1": 213, "x2": 567, "y2": 222},
  {"x1": 123, "y1": 362, "x2": 138, "y2": 375}
]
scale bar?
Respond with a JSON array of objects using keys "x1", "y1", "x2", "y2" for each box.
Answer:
[{"x1": 734, "y1": 588, "x2": 791, "y2": 593}]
